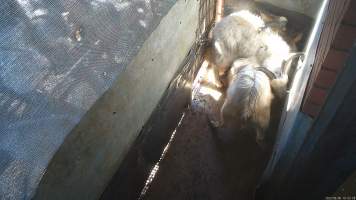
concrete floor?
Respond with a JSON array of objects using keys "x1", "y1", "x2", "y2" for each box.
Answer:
[
  {"x1": 139, "y1": 57, "x2": 277, "y2": 200},
  {"x1": 142, "y1": 110, "x2": 269, "y2": 200}
]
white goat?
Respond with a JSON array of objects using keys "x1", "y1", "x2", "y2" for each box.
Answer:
[
  {"x1": 211, "y1": 10, "x2": 292, "y2": 89},
  {"x1": 210, "y1": 10, "x2": 304, "y2": 147},
  {"x1": 214, "y1": 58, "x2": 274, "y2": 146},
  {"x1": 212, "y1": 10, "x2": 267, "y2": 74},
  {"x1": 212, "y1": 53, "x2": 304, "y2": 147}
]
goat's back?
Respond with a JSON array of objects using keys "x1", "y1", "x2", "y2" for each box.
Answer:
[
  {"x1": 225, "y1": 65, "x2": 274, "y2": 128},
  {"x1": 212, "y1": 10, "x2": 265, "y2": 69}
]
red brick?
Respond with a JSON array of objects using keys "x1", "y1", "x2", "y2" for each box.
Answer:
[
  {"x1": 333, "y1": 25, "x2": 356, "y2": 50},
  {"x1": 343, "y1": 0, "x2": 356, "y2": 26},
  {"x1": 307, "y1": 86, "x2": 328, "y2": 105},
  {"x1": 323, "y1": 49, "x2": 349, "y2": 72},
  {"x1": 302, "y1": 101, "x2": 322, "y2": 118},
  {"x1": 315, "y1": 69, "x2": 338, "y2": 88}
]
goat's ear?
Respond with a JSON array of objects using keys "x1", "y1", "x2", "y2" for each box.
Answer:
[
  {"x1": 260, "y1": 12, "x2": 272, "y2": 22},
  {"x1": 231, "y1": 58, "x2": 251, "y2": 71}
]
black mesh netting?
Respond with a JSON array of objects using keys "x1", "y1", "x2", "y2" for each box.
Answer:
[{"x1": 0, "y1": 0, "x2": 176, "y2": 199}]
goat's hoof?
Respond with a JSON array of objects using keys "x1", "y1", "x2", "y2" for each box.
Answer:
[
  {"x1": 215, "y1": 81, "x2": 223, "y2": 88},
  {"x1": 256, "y1": 138, "x2": 268, "y2": 151},
  {"x1": 210, "y1": 120, "x2": 222, "y2": 128}
]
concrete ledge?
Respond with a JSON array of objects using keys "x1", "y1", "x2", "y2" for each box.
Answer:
[{"x1": 34, "y1": 0, "x2": 200, "y2": 199}]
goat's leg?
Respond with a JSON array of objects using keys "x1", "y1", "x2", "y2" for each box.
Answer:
[
  {"x1": 210, "y1": 99, "x2": 228, "y2": 128},
  {"x1": 270, "y1": 75, "x2": 288, "y2": 99},
  {"x1": 255, "y1": 104, "x2": 271, "y2": 149},
  {"x1": 213, "y1": 64, "x2": 224, "y2": 88},
  {"x1": 256, "y1": 127, "x2": 269, "y2": 151},
  {"x1": 256, "y1": 127, "x2": 266, "y2": 147}
]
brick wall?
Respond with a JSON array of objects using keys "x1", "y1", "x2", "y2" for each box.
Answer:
[{"x1": 302, "y1": 0, "x2": 354, "y2": 118}]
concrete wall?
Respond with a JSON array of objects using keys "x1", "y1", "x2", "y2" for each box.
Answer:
[
  {"x1": 256, "y1": 0, "x2": 324, "y2": 18},
  {"x1": 34, "y1": 0, "x2": 200, "y2": 199}
]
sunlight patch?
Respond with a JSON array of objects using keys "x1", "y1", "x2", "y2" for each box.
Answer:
[{"x1": 200, "y1": 86, "x2": 222, "y2": 101}]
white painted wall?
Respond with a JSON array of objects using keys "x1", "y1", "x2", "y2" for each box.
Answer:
[{"x1": 255, "y1": 0, "x2": 324, "y2": 18}]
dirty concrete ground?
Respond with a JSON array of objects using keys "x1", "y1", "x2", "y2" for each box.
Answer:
[
  {"x1": 142, "y1": 110, "x2": 270, "y2": 200},
  {"x1": 140, "y1": 57, "x2": 280, "y2": 200}
]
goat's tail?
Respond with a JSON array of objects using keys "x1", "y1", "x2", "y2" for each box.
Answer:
[{"x1": 239, "y1": 78, "x2": 259, "y2": 122}]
